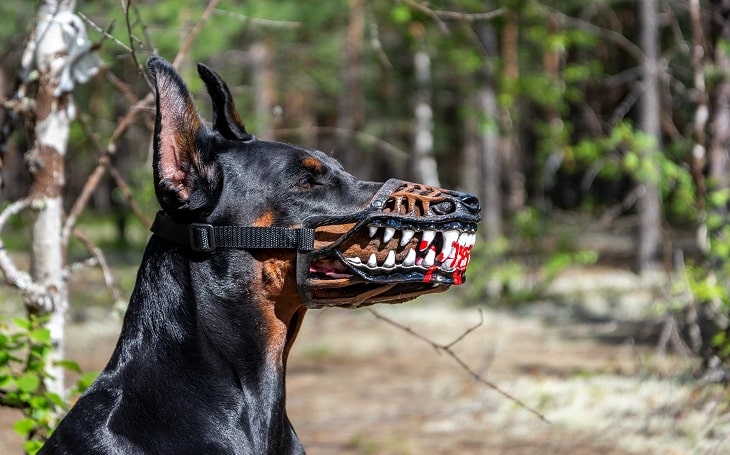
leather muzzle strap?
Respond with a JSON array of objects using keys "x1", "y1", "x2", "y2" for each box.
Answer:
[{"x1": 150, "y1": 211, "x2": 315, "y2": 253}]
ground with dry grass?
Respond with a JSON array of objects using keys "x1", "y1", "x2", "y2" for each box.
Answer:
[{"x1": 1, "y1": 267, "x2": 728, "y2": 454}]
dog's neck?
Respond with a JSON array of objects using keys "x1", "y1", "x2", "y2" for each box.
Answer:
[{"x1": 107, "y1": 238, "x2": 306, "y2": 453}]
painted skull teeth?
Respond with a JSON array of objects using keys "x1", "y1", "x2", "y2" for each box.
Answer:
[{"x1": 347, "y1": 225, "x2": 477, "y2": 273}]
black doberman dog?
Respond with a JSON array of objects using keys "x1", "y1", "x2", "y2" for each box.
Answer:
[{"x1": 39, "y1": 57, "x2": 480, "y2": 454}]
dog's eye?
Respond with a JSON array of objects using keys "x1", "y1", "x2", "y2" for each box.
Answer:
[{"x1": 297, "y1": 176, "x2": 318, "y2": 190}]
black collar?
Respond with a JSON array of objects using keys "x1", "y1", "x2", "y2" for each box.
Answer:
[{"x1": 150, "y1": 211, "x2": 315, "y2": 253}]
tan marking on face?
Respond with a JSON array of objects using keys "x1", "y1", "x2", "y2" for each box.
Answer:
[
  {"x1": 301, "y1": 156, "x2": 324, "y2": 173},
  {"x1": 253, "y1": 211, "x2": 275, "y2": 227}
]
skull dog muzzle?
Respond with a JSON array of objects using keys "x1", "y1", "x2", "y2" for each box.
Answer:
[{"x1": 150, "y1": 179, "x2": 480, "y2": 309}]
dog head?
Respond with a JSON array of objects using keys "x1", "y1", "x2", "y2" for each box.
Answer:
[{"x1": 146, "y1": 57, "x2": 480, "y2": 309}]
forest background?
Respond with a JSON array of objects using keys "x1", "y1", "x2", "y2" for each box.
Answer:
[{"x1": 0, "y1": 0, "x2": 730, "y2": 453}]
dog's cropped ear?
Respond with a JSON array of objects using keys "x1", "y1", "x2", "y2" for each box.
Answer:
[
  {"x1": 147, "y1": 57, "x2": 219, "y2": 214},
  {"x1": 197, "y1": 63, "x2": 252, "y2": 141}
]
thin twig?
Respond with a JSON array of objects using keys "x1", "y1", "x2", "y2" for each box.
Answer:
[
  {"x1": 172, "y1": 0, "x2": 221, "y2": 68},
  {"x1": 71, "y1": 229, "x2": 122, "y2": 304},
  {"x1": 274, "y1": 126, "x2": 409, "y2": 162},
  {"x1": 402, "y1": 0, "x2": 505, "y2": 25},
  {"x1": 213, "y1": 8, "x2": 301, "y2": 28},
  {"x1": 105, "y1": 162, "x2": 152, "y2": 228},
  {"x1": 62, "y1": 162, "x2": 106, "y2": 245},
  {"x1": 537, "y1": 4, "x2": 644, "y2": 62},
  {"x1": 367, "y1": 308, "x2": 550, "y2": 423},
  {"x1": 600, "y1": 184, "x2": 644, "y2": 227},
  {"x1": 122, "y1": 0, "x2": 152, "y2": 89},
  {"x1": 78, "y1": 12, "x2": 130, "y2": 52},
  {"x1": 444, "y1": 307, "x2": 484, "y2": 349}
]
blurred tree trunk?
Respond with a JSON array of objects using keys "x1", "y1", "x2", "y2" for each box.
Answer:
[
  {"x1": 539, "y1": 12, "x2": 564, "y2": 208},
  {"x1": 336, "y1": 0, "x2": 365, "y2": 176},
  {"x1": 250, "y1": 42, "x2": 275, "y2": 140},
  {"x1": 637, "y1": 0, "x2": 663, "y2": 272},
  {"x1": 412, "y1": 33, "x2": 440, "y2": 187},
  {"x1": 500, "y1": 9, "x2": 524, "y2": 214},
  {"x1": 20, "y1": 0, "x2": 99, "y2": 399},
  {"x1": 708, "y1": 2, "x2": 730, "y2": 188},
  {"x1": 474, "y1": 5, "x2": 502, "y2": 241},
  {"x1": 688, "y1": 0, "x2": 708, "y2": 217},
  {"x1": 708, "y1": 2, "x2": 730, "y2": 232}
]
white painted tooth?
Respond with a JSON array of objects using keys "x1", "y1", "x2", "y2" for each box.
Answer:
[
  {"x1": 347, "y1": 257, "x2": 362, "y2": 264},
  {"x1": 420, "y1": 230, "x2": 436, "y2": 251},
  {"x1": 367, "y1": 253, "x2": 378, "y2": 268},
  {"x1": 369, "y1": 226, "x2": 379, "y2": 238},
  {"x1": 400, "y1": 229, "x2": 415, "y2": 246},
  {"x1": 383, "y1": 227, "x2": 396, "y2": 243},
  {"x1": 384, "y1": 250, "x2": 396, "y2": 268},
  {"x1": 423, "y1": 247, "x2": 436, "y2": 267},
  {"x1": 403, "y1": 248, "x2": 416, "y2": 266},
  {"x1": 467, "y1": 233, "x2": 477, "y2": 247},
  {"x1": 443, "y1": 230, "x2": 459, "y2": 246},
  {"x1": 441, "y1": 230, "x2": 459, "y2": 259}
]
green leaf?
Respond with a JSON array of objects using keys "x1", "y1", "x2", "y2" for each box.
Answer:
[
  {"x1": 390, "y1": 5, "x2": 411, "y2": 24},
  {"x1": 15, "y1": 374, "x2": 40, "y2": 393},
  {"x1": 28, "y1": 328, "x2": 51, "y2": 345},
  {"x1": 24, "y1": 439, "x2": 45, "y2": 455},
  {"x1": 55, "y1": 359, "x2": 82, "y2": 373},
  {"x1": 45, "y1": 391, "x2": 66, "y2": 409},
  {"x1": 0, "y1": 350, "x2": 10, "y2": 367},
  {"x1": 13, "y1": 417, "x2": 36, "y2": 437},
  {"x1": 0, "y1": 375, "x2": 14, "y2": 389},
  {"x1": 12, "y1": 317, "x2": 31, "y2": 331}
]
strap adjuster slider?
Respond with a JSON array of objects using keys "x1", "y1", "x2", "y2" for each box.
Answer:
[{"x1": 189, "y1": 223, "x2": 216, "y2": 252}]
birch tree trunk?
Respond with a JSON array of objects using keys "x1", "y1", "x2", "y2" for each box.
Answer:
[
  {"x1": 637, "y1": 0, "x2": 663, "y2": 272},
  {"x1": 412, "y1": 32, "x2": 440, "y2": 187},
  {"x1": 20, "y1": 0, "x2": 99, "y2": 399},
  {"x1": 688, "y1": 0, "x2": 710, "y2": 252}
]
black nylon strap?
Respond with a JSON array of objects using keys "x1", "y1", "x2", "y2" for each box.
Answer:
[{"x1": 150, "y1": 211, "x2": 315, "y2": 252}]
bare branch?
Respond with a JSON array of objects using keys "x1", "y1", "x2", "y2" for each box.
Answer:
[
  {"x1": 122, "y1": 0, "x2": 151, "y2": 89},
  {"x1": 600, "y1": 184, "x2": 644, "y2": 226},
  {"x1": 63, "y1": 109, "x2": 153, "y2": 239},
  {"x1": 402, "y1": 0, "x2": 505, "y2": 28},
  {"x1": 78, "y1": 12, "x2": 130, "y2": 53},
  {"x1": 172, "y1": 0, "x2": 221, "y2": 68},
  {"x1": 444, "y1": 307, "x2": 484, "y2": 350},
  {"x1": 105, "y1": 162, "x2": 152, "y2": 228},
  {"x1": 0, "y1": 199, "x2": 52, "y2": 312},
  {"x1": 213, "y1": 8, "x2": 301, "y2": 28},
  {"x1": 274, "y1": 126, "x2": 409, "y2": 162},
  {"x1": 367, "y1": 308, "x2": 550, "y2": 424},
  {"x1": 63, "y1": 163, "x2": 106, "y2": 245},
  {"x1": 537, "y1": 4, "x2": 644, "y2": 62},
  {"x1": 71, "y1": 229, "x2": 122, "y2": 304}
]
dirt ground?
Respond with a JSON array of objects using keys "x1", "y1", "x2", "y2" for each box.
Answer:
[{"x1": 1, "y1": 267, "x2": 729, "y2": 454}]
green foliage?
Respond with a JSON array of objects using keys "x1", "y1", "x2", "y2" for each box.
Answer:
[
  {"x1": 0, "y1": 315, "x2": 96, "y2": 453},
  {"x1": 569, "y1": 121, "x2": 697, "y2": 221}
]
